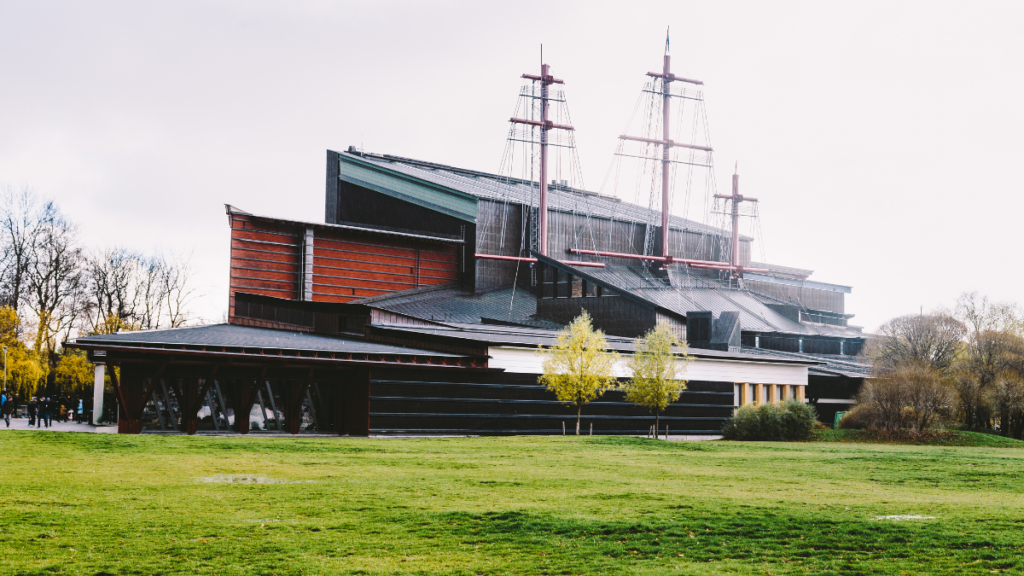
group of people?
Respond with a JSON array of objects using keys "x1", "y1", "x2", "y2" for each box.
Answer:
[{"x1": 0, "y1": 393, "x2": 86, "y2": 428}]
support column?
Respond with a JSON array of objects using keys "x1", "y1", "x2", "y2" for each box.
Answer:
[
  {"x1": 116, "y1": 368, "x2": 143, "y2": 434},
  {"x1": 286, "y1": 379, "x2": 310, "y2": 435},
  {"x1": 767, "y1": 384, "x2": 776, "y2": 406},
  {"x1": 796, "y1": 385, "x2": 805, "y2": 402},
  {"x1": 183, "y1": 378, "x2": 199, "y2": 435},
  {"x1": 755, "y1": 384, "x2": 764, "y2": 406},
  {"x1": 738, "y1": 383, "x2": 747, "y2": 406},
  {"x1": 92, "y1": 363, "x2": 105, "y2": 425},
  {"x1": 344, "y1": 368, "x2": 371, "y2": 436},
  {"x1": 236, "y1": 380, "x2": 253, "y2": 434}
]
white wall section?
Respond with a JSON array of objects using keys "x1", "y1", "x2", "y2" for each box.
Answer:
[{"x1": 488, "y1": 346, "x2": 809, "y2": 386}]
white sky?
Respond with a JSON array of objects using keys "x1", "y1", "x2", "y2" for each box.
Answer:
[{"x1": 1, "y1": 0, "x2": 1022, "y2": 331}]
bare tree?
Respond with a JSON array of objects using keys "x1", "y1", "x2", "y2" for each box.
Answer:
[
  {"x1": 162, "y1": 252, "x2": 199, "y2": 327},
  {"x1": 952, "y1": 370, "x2": 989, "y2": 431},
  {"x1": 27, "y1": 202, "x2": 84, "y2": 361},
  {"x1": 136, "y1": 255, "x2": 166, "y2": 330},
  {"x1": 955, "y1": 292, "x2": 1024, "y2": 387},
  {"x1": 988, "y1": 374, "x2": 1024, "y2": 439},
  {"x1": 868, "y1": 312, "x2": 965, "y2": 375},
  {"x1": 0, "y1": 185, "x2": 40, "y2": 312},
  {"x1": 86, "y1": 247, "x2": 143, "y2": 331}
]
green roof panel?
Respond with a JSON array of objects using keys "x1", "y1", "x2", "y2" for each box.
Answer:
[{"x1": 339, "y1": 155, "x2": 478, "y2": 222}]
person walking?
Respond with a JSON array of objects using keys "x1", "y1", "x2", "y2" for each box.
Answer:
[
  {"x1": 27, "y1": 397, "x2": 37, "y2": 427},
  {"x1": 76, "y1": 398, "x2": 84, "y2": 423},
  {"x1": 2, "y1": 395, "x2": 12, "y2": 428},
  {"x1": 43, "y1": 397, "x2": 52, "y2": 428}
]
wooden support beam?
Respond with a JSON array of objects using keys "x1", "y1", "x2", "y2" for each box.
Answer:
[
  {"x1": 344, "y1": 368, "x2": 371, "y2": 436},
  {"x1": 183, "y1": 378, "x2": 200, "y2": 435},
  {"x1": 286, "y1": 372, "x2": 312, "y2": 434},
  {"x1": 235, "y1": 379, "x2": 255, "y2": 434}
]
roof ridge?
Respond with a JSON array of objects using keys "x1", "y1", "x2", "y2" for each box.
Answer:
[{"x1": 350, "y1": 282, "x2": 463, "y2": 304}]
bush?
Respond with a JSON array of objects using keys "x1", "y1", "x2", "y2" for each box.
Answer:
[
  {"x1": 722, "y1": 400, "x2": 818, "y2": 441},
  {"x1": 858, "y1": 362, "x2": 954, "y2": 432},
  {"x1": 837, "y1": 404, "x2": 878, "y2": 429}
]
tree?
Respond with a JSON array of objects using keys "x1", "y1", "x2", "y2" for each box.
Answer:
[
  {"x1": 869, "y1": 312, "x2": 965, "y2": 375},
  {"x1": 86, "y1": 247, "x2": 144, "y2": 331},
  {"x1": 54, "y1": 351, "x2": 94, "y2": 396},
  {"x1": 857, "y1": 361, "x2": 952, "y2": 432},
  {"x1": 162, "y1": 252, "x2": 199, "y2": 327},
  {"x1": 951, "y1": 369, "x2": 988, "y2": 431},
  {"x1": 0, "y1": 185, "x2": 40, "y2": 312},
  {"x1": 988, "y1": 374, "x2": 1024, "y2": 439},
  {"x1": 4, "y1": 346, "x2": 46, "y2": 398},
  {"x1": 27, "y1": 201, "x2": 84, "y2": 364},
  {"x1": 540, "y1": 311, "x2": 618, "y2": 435},
  {"x1": 954, "y1": 292, "x2": 1024, "y2": 387},
  {"x1": 86, "y1": 248, "x2": 199, "y2": 331},
  {"x1": 0, "y1": 305, "x2": 19, "y2": 347},
  {"x1": 623, "y1": 322, "x2": 690, "y2": 435}
]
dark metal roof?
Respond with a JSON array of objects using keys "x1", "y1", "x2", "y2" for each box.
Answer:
[
  {"x1": 747, "y1": 261, "x2": 814, "y2": 280},
  {"x1": 340, "y1": 151, "x2": 750, "y2": 241},
  {"x1": 68, "y1": 323, "x2": 464, "y2": 357},
  {"x1": 353, "y1": 284, "x2": 563, "y2": 329},
  {"x1": 371, "y1": 323, "x2": 821, "y2": 365},
  {"x1": 540, "y1": 257, "x2": 866, "y2": 339},
  {"x1": 737, "y1": 347, "x2": 872, "y2": 378},
  {"x1": 224, "y1": 204, "x2": 464, "y2": 245}
]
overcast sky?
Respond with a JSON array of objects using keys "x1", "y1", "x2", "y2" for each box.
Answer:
[{"x1": 1, "y1": 0, "x2": 1022, "y2": 331}]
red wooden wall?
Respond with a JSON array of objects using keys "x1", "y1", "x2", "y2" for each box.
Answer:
[{"x1": 228, "y1": 211, "x2": 459, "y2": 319}]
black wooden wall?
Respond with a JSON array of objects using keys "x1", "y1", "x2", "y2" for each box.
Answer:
[{"x1": 368, "y1": 368, "x2": 734, "y2": 435}]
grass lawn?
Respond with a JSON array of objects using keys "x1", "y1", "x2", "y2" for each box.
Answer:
[
  {"x1": 1, "y1": 432, "x2": 1023, "y2": 575},
  {"x1": 812, "y1": 429, "x2": 1024, "y2": 447}
]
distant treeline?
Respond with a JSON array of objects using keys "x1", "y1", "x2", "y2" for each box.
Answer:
[{"x1": 0, "y1": 184, "x2": 200, "y2": 398}]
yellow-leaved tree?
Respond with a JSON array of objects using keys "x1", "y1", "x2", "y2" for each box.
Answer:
[
  {"x1": 540, "y1": 311, "x2": 618, "y2": 435},
  {"x1": 623, "y1": 322, "x2": 691, "y2": 435},
  {"x1": 0, "y1": 306, "x2": 47, "y2": 398},
  {"x1": 55, "y1": 351, "x2": 95, "y2": 396}
]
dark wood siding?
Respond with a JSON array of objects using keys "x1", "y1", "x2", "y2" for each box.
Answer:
[{"x1": 368, "y1": 369, "x2": 734, "y2": 435}]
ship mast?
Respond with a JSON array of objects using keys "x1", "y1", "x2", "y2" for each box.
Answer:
[
  {"x1": 510, "y1": 51, "x2": 573, "y2": 256},
  {"x1": 618, "y1": 29, "x2": 710, "y2": 264},
  {"x1": 569, "y1": 30, "x2": 769, "y2": 276},
  {"x1": 714, "y1": 166, "x2": 758, "y2": 278}
]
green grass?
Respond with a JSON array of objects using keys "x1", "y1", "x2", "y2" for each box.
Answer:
[
  {"x1": 1, "y1": 432, "x2": 1023, "y2": 575},
  {"x1": 811, "y1": 428, "x2": 1024, "y2": 447}
]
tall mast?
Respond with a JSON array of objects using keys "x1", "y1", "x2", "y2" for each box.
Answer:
[
  {"x1": 661, "y1": 31, "x2": 671, "y2": 259},
  {"x1": 617, "y1": 29, "x2": 709, "y2": 264},
  {"x1": 714, "y1": 165, "x2": 758, "y2": 278},
  {"x1": 540, "y1": 62, "x2": 551, "y2": 256},
  {"x1": 570, "y1": 32, "x2": 771, "y2": 277},
  {"x1": 509, "y1": 52, "x2": 572, "y2": 256}
]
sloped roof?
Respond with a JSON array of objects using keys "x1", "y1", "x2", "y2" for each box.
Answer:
[
  {"x1": 69, "y1": 323, "x2": 462, "y2": 357},
  {"x1": 339, "y1": 151, "x2": 748, "y2": 240},
  {"x1": 547, "y1": 259, "x2": 865, "y2": 339},
  {"x1": 371, "y1": 322, "x2": 820, "y2": 365},
  {"x1": 353, "y1": 283, "x2": 562, "y2": 329},
  {"x1": 737, "y1": 347, "x2": 872, "y2": 378}
]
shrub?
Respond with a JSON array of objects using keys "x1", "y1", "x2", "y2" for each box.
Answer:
[
  {"x1": 722, "y1": 400, "x2": 817, "y2": 441},
  {"x1": 858, "y1": 361, "x2": 954, "y2": 432},
  {"x1": 837, "y1": 404, "x2": 878, "y2": 429}
]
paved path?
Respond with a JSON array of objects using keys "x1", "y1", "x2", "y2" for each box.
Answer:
[
  {"x1": 0, "y1": 418, "x2": 117, "y2": 433},
  {"x1": 0, "y1": 419, "x2": 722, "y2": 440}
]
